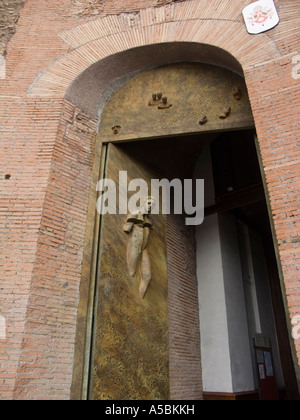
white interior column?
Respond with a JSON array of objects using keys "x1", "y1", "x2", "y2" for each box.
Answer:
[
  {"x1": 195, "y1": 146, "x2": 255, "y2": 394},
  {"x1": 196, "y1": 213, "x2": 233, "y2": 392}
]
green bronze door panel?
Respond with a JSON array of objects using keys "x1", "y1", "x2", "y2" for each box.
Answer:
[
  {"x1": 89, "y1": 143, "x2": 169, "y2": 400},
  {"x1": 99, "y1": 63, "x2": 254, "y2": 142}
]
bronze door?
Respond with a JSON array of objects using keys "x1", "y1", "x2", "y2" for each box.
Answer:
[{"x1": 89, "y1": 143, "x2": 169, "y2": 400}]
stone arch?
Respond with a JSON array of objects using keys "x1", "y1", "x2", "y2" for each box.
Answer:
[
  {"x1": 65, "y1": 42, "x2": 244, "y2": 118},
  {"x1": 27, "y1": 2, "x2": 281, "y2": 112}
]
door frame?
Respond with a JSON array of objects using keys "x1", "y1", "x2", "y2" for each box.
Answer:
[{"x1": 70, "y1": 63, "x2": 299, "y2": 400}]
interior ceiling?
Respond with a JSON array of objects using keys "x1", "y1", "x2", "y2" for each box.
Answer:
[
  {"x1": 119, "y1": 131, "x2": 272, "y2": 235},
  {"x1": 119, "y1": 132, "x2": 218, "y2": 180}
]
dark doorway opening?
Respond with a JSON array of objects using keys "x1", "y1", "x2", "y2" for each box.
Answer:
[
  {"x1": 118, "y1": 129, "x2": 299, "y2": 400},
  {"x1": 206, "y1": 130, "x2": 299, "y2": 400}
]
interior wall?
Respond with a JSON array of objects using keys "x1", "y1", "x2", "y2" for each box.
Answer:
[
  {"x1": 196, "y1": 214, "x2": 257, "y2": 394},
  {"x1": 167, "y1": 214, "x2": 203, "y2": 400},
  {"x1": 248, "y1": 227, "x2": 284, "y2": 389},
  {"x1": 219, "y1": 213, "x2": 255, "y2": 393},
  {"x1": 194, "y1": 134, "x2": 286, "y2": 396},
  {"x1": 195, "y1": 144, "x2": 233, "y2": 392}
]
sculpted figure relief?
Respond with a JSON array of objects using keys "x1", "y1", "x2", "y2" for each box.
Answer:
[{"x1": 123, "y1": 197, "x2": 156, "y2": 299}]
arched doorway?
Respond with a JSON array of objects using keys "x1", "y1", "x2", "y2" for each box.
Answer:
[{"x1": 71, "y1": 62, "x2": 299, "y2": 400}]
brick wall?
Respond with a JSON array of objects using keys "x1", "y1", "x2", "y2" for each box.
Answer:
[
  {"x1": 0, "y1": 0, "x2": 299, "y2": 399},
  {"x1": 63, "y1": 0, "x2": 177, "y2": 18},
  {"x1": 0, "y1": 97, "x2": 66, "y2": 399},
  {"x1": 167, "y1": 214, "x2": 202, "y2": 400},
  {"x1": 0, "y1": 96, "x2": 97, "y2": 399},
  {"x1": 12, "y1": 101, "x2": 97, "y2": 399}
]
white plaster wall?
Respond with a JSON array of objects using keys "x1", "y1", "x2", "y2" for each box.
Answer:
[
  {"x1": 197, "y1": 213, "x2": 233, "y2": 392},
  {"x1": 195, "y1": 146, "x2": 255, "y2": 393},
  {"x1": 195, "y1": 146, "x2": 233, "y2": 393},
  {"x1": 195, "y1": 142, "x2": 285, "y2": 395},
  {"x1": 249, "y1": 230, "x2": 285, "y2": 389},
  {"x1": 219, "y1": 214, "x2": 255, "y2": 392}
]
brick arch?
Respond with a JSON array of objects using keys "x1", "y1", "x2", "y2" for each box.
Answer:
[
  {"x1": 27, "y1": 5, "x2": 281, "y2": 110},
  {"x1": 65, "y1": 42, "x2": 245, "y2": 117}
]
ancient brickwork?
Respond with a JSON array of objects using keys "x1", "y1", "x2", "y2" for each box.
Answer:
[
  {"x1": 0, "y1": 0, "x2": 27, "y2": 56},
  {"x1": 62, "y1": 0, "x2": 178, "y2": 18},
  {"x1": 167, "y1": 215, "x2": 202, "y2": 400}
]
